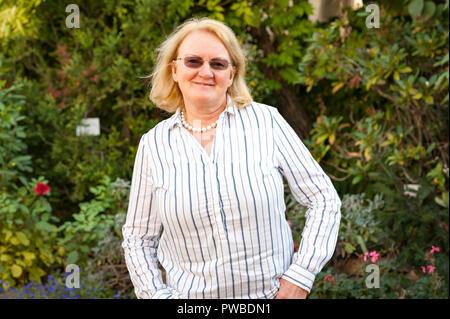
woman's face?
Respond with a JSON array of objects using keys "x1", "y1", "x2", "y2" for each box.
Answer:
[{"x1": 172, "y1": 30, "x2": 234, "y2": 109}]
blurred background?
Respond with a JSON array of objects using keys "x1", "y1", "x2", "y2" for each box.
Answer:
[{"x1": 0, "y1": 0, "x2": 448, "y2": 299}]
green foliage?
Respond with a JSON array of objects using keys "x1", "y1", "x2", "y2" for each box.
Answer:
[
  {"x1": 337, "y1": 193, "x2": 384, "y2": 256},
  {"x1": 287, "y1": 190, "x2": 384, "y2": 257},
  {"x1": 0, "y1": 61, "x2": 32, "y2": 190},
  {"x1": 0, "y1": 69, "x2": 63, "y2": 288},
  {"x1": 0, "y1": 177, "x2": 63, "y2": 289},
  {"x1": 58, "y1": 175, "x2": 129, "y2": 266},
  {"x1": 0, "y1": 0, "x2": 447, "y2": 298},
  {"x1": 227, "y1": 0, "x2": 316, "y2": 87},
  {"x1": 298, "y1": 2, "x2": 448, "y2": 277},
  {"x1": 0, "y1": 0, "x2": 44, "y2": 42},
  {"x1": 309, "y1": 245, "x2": 448, "y2": 299}
]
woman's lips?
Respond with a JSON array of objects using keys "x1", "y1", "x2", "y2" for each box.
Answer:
[{"x1": 193, "y1": 82, "x2": 214, "y2": 87}]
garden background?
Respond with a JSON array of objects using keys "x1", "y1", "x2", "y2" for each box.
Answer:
[{"x1": 0, "y1": 0, "x2": 448, "y2": 299}]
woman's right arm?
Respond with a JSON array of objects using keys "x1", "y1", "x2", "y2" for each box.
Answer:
[{"x1": 121, "y1": 133, "x2": 178, "y2": 299}]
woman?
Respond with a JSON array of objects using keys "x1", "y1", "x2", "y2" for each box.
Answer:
[{"x1": 122, "y1": 17, "x2": 341, "y2": 299}]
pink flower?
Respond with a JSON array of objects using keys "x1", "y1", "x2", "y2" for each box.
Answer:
[
  {"x1": 34, "y1": 182, "x2": 50, "y2": 195},
  {"x1": 369, "y1": 251, "x2": 380, "y2": 263},
  {"x1": 427, "y1": 265, "x2": 436, "y2": 273},
  {"x1": 363, "y1": 251, "x2": 380, "y2": 263},
  {"x1": 421, "y1": 266, "x2": 427, "y2": 273},
  {"x1": 363, "y1": 252, "x2": 369, "y2": 262},
  {"x1": 430, "y1": 245, "x2": 440, "y2": 254}
]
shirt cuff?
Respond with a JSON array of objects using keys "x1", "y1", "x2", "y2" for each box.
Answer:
[
  {"x1": 281, "y1": 263, "x2": 316, "y2": 293},
  {"x1": 150, "y1": 287, "x2": 184, "y2": 299}
]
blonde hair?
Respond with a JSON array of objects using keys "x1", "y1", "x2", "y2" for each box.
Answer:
[{"x1": 148, "y1": 17, "x2": 253, "y2": 113}]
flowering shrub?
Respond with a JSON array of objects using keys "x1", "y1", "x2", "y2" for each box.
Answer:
[
  {"x1": 287, "y1": 191, "x2": 384, "y2": 258},
  {"x1": 0, "y1": 0, "x2": 447, "y2": 299},
  {"x1": 0, "y1": 73, "x2": 64, "y2": 288},
  {"x1": 308, "y1": 244, "x2": 448, "y2": 299},
  {"x1": 0, "y1": 179, "x2": 64, "y2": 289},
  {"x1": 0, "y1": 274, "x2": 133, "y2": 299}
]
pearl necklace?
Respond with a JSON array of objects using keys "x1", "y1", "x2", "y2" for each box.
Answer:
[{"x1": 180, "y1": 110, "x2": 218, "y2": 133}]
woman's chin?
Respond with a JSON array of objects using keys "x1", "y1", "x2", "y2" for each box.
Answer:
[{"x1": 188, "y1": 94, "x2": 221, "y2": 104}]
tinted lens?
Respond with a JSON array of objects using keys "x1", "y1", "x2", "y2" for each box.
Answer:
[
  {"x1": 184, "y1": 57, "x2": 203, "y2": 68},
  {"x1": 209, "y1": 59, "x2": 229, "y2": 70}
]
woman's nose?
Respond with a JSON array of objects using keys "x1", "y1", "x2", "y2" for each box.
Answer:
[{"x1": 197, "y1": 61, "x2": 214, "y2": 77}]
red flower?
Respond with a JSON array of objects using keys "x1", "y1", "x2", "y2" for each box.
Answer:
[
  {"x1": 323, "y1": 274, "x2": 336, "y2": 286},
  {"x1": 34, "y1": 182, "x2": 50, "y2": 195}
]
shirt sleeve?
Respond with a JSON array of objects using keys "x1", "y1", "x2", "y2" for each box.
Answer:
[
  {"x1": 121, "y1": 133, "x2": 182, "y2": 299},
  {"x1": 271, "y1": 108, "x2": 342, "y2": 293}
]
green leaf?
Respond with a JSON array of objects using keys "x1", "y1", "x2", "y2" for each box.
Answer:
[
  {"x1": 355, "y1": 235, "x2": 368, "y2": 253},
  {"x1": 344, "y1": 243, "x2": 356, "y2": 254},
  {"x1": 10, "y1": 237, "x2": 21, "y2": 245},
  {"x1": 16, "y1": 231, "x2": 30, "y2": 246},
  {"x1": 29, "y1": 266, "x2": 45, "y2": 282},
  {"x1": 422, "y1": 1, "x2": 436, "y2": 18},
  {"x1": 352, "y1": 175, "x2": 363, "y2": 185},
  {"x1": 35, "y1": 221, "x2": 56, "y2": 232},
  {"x1": 67, "y1": 250, "x2": 79, "y2": 264},
  {"x1": 399, "y1": 66, "x2": 412, "y2": 73},
  {"x1": 22, "y1": 251, "x2": 36, "y2": 261},
  {"x1": 424, "y1": 95, "x2": 434, "y2": 104},
  {"x1": 408, "y1": 0, "x2": 424, "y2": 18},
  {"x1": 11, "y1": 264, "x2": 22, "y2": 278}
]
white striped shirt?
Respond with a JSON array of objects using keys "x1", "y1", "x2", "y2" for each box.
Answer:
[{"x1": 122, "y1": 101, "x2": 341, "y2": 299}]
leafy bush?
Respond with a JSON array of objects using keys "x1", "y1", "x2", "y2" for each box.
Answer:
[
  {"x1": 0, "y1": 68, "x2": 63, "y2": 288},
  {"x1": 336, "y1": 193, "x2": 384, "y2": 257},
  {"x1": 0, "y1": 0, "x2": 447, "y2": 299},
  {"x1": 58, "y1": 175, "x2": 129, "y2": 267},
  {"x1": 0, "y1": 59, "x2": 32, "y2": 190},
  {"x1": 0, "y1": 179, "x2": 64, "y2": 289},
  {"x1": 287, "y1": 189, "x2": 384, "y2": 258},
  {"x1": 297, "y1": 0, "x2": 448, "y2": 287},
  {"x1": 309, "y1": 246, "x2": 448, "y2": 299}
]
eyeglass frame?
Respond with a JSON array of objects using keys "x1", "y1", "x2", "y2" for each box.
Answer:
[{"x1": 173, "y1": 56, "x2": 235, "y2": 71}]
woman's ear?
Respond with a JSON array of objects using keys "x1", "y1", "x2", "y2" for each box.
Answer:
[
  {"x1": 227, "y1": 67, "x2": 235, "y2": 85},
  {"x1": 172, "y1": 61, "x2": 178, "y2": 83}
]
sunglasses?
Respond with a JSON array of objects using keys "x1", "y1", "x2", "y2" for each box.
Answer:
[{"x1": 174, "y1": 56, "x2": 233, "y2": 71}]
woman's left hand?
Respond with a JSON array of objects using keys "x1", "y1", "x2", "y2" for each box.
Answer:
[{"x1": 275, "y1": 278, "x2": 308, "y2": 299}]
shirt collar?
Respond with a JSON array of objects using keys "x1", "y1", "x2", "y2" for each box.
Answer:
[{"x1": 168, "y1": 96, "x2": 237, "y2": 131}]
